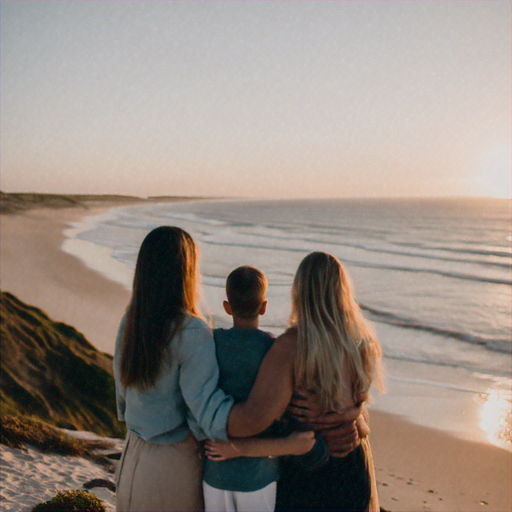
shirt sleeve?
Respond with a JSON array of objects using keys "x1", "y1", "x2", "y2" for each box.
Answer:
[
  {"x1": 113, "y1": 317, "x2": 126, "y2": 422},
  {"x1": 178, "y1": 319, "x2": 234, "y2": 441}
]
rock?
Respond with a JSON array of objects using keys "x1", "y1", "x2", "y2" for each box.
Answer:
[{"x1": 83, "y1": 478, "x2": 116, "y2": 493}]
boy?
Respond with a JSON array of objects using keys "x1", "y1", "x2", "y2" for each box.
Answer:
[{"x1": 203, "y1": 266, "x2": 310, "y2": 512}]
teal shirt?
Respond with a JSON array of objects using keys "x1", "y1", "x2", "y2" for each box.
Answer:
[
  {"x1": 114, "y1": 315, "x2": 234, "y2": 444},
  {"x1": 203, "y1": 327, "x2": 281, "y2": 492}
]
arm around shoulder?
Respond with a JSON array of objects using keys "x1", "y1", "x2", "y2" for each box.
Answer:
[{"x1": 227, "y1": 329, "x2": 297, "y2": 438}]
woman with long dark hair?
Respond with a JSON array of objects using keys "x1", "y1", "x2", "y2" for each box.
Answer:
[
  {"x1": 114, "y1": 226, "x2": 235, "y2": 511},
  {"x1": 114, "y1": 228, "x2": 365, "y2": 512}
]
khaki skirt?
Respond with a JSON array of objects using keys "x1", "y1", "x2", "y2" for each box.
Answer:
[{"x1": 116, "y1": 431, "x2": 204, "y2": 512}]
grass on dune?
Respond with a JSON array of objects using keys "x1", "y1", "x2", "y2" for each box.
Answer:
[
  {"x1": 1, "y1": 291, "x2": 126, "y2": 439},
  {"x1": 0, "y1": 414, "x2": 113, "y2": 462}
]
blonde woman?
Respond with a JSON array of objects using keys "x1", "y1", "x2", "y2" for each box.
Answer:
[
  {"x1": 209, "y1": 252, "x2": 383, "y2": 511},
  {"x1": 276, "y1": 251, "x2": 383, "y2": 511}
]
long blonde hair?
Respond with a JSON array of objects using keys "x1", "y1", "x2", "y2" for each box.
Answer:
[{"x1": 290, "y1": 252, "x2": 384, "y2": 410}]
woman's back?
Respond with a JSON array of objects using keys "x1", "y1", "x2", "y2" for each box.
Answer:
[
  {"x1": 115, "y1": 314, "x2": 233, "y2": 444},
  {"x1": 114, "y1": 226, "x2": 234, "y2": 512},
  {"x1": 291, "y1": 252, "x2": 383, "y2": 411},
  {"x1": 276, "y1": 251, "x2": 382, "y2": 511}
]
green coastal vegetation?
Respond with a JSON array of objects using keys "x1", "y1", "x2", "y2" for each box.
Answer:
[
  {"x1": 1, "y1": 415, "x2": 114, "y2": 465},
  {"x1": 0, "y1": 291, "x2": 124, "y2": 510},
  {"x1": 32, "y1": 490, "x2": 106, "y2": 512},
  {"x1": 0, "y1": 191, "x2": 144, "y2": 214},
  {"x1": 0, "y1": 191, "x2": 208, "y2": 215},
  {"x1": 0, "y1": 291, "x2": 125, "y2": 439}
]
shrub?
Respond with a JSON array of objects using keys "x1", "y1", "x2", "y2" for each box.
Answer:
[
  {"x1": 32, "y1": 490, "x2": 106, "y2": 512},
  {"x1": 0, "y1": 415, "x2": 112, "y2": 458}
]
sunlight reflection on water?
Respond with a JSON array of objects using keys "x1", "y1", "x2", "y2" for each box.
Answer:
[{"x1": 479, "y1": 390, "x2": 512, "y2": 450}]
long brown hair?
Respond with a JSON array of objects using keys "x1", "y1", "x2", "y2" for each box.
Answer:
[
  {"x1": 120, "y1": 226, "x2": 201, "y2": 390},
  {"x1": 290, "y1": 252, "x2": 384, "y2": 410}
]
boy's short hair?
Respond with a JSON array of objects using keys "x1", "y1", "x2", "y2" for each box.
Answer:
[{"x1": 226, "y1": 266, "x2": 268, "y2": 319}]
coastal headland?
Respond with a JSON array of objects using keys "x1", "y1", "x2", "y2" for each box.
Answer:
[{"x1": 0, "y1": 193, "x2": 510, "y2": 512}]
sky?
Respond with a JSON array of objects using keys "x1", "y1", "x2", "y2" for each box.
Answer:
[{"x1": 1, "y1": 1, "x2": 511, "y2": 199}]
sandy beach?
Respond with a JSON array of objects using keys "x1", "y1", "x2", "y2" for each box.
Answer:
[
  {"x1": 1, "y1": 206, "x2": 511, "y2": 512},
  {"x1": 0, "y1": 430, "x2": 123, "y2": 512},
  {"x1": 0, "y1": 206, "x2": 131, "y2": 355}
]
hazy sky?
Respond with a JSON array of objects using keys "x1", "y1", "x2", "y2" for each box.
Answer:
[{"x1": 1, "y1": 1, "x2": 510, "y2": 199}]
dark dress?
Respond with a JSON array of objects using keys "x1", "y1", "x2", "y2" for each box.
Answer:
[{"x1": 275, "y1": 440, "x2": 373, "y2": 511}]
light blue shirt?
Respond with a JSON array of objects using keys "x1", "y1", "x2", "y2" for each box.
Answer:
[{"x1": 114, "y1": 315, "x2": 234, "y2": 444}]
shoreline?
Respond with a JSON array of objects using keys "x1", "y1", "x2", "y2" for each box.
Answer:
[
  {"x1": 57, "y1": 203, "x2": 512, "y2": 453},
  {"x1": 1, "y1": 205, "x2": 510, "y2": 511}
]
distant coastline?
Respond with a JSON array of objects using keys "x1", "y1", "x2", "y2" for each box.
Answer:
[
  {"x1": 1, "y1": 192, "x2": 507, "y2": 217},
  {"x1": 0, "y1": 191, "x2": 214, "y2": 216}
]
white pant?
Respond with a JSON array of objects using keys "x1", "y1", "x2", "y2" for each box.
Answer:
[{"x1": 203, "y1": 481, "x2": 276, "y2": 512}]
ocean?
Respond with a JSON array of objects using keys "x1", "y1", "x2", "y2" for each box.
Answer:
[{"x1": 63, "y1": 197, "x2": 511, "y2": 449}]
